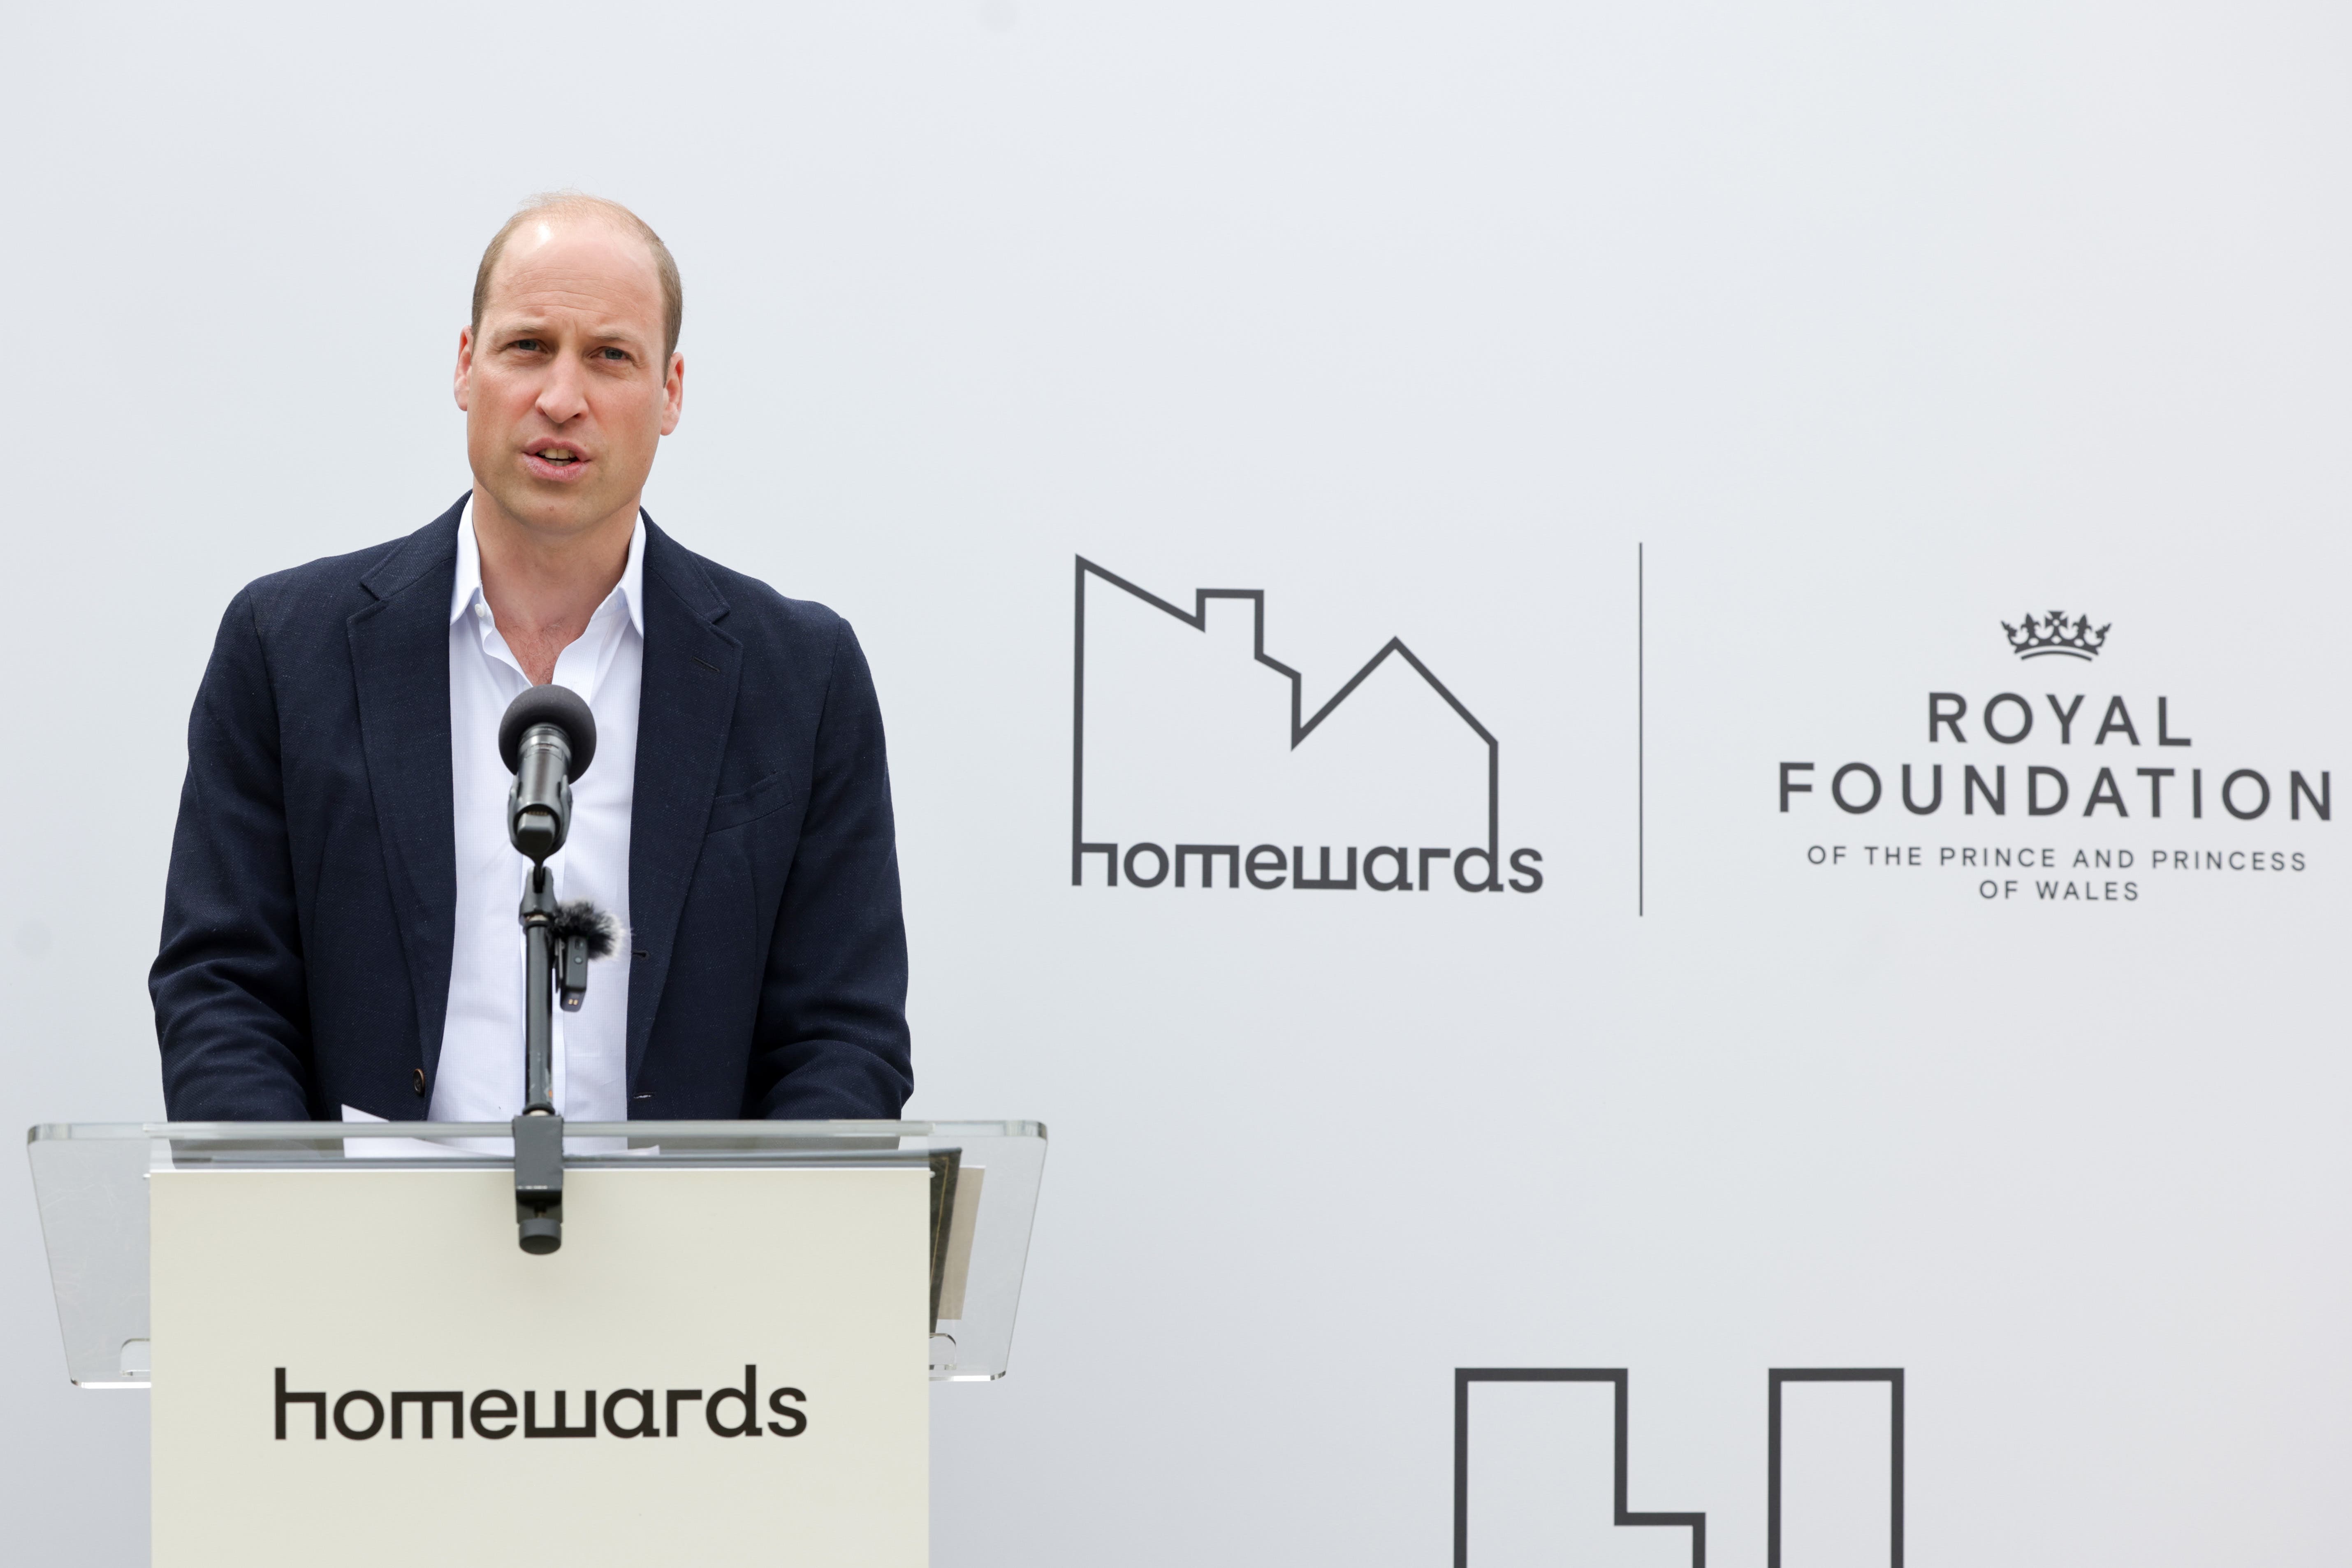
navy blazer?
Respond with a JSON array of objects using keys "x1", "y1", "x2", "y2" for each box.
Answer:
[{"x1": 151, "y1": 498, "x2": 912, "y2": 1122}]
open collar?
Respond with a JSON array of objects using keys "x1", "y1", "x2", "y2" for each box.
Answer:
[{"x1": 449, "y1": 493, "x2": 649, "y2": 642}]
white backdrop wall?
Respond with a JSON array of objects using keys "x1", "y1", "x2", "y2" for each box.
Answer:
[{"x1": 5, "y1": 3, "x2": 2348, "y2": 1563}]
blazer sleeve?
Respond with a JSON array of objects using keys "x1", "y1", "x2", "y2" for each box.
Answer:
[
  {"x1": 150, "y1": 590, "x2": 316, "y2": 1120},
  {"x1": 745, "y1": 617, "x2": 914, "y2": 1119}
]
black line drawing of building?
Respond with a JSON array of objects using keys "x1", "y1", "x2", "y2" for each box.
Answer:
[
  {"x1": 1769, "y1": 1368, "x2": 1903, "y2": 1568},
  {"x1": 1451, "y1": 1366, "x2": 1906, "y2": 1568},
  {"x1": 1071, "y1": 556, "x2": 1499, "y2": 885},
  {"x1": 1453, "y1": 1369, "x2": 1705, "y2": 1566}
]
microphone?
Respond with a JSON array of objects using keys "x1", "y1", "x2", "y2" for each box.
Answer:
[
  {"x1": 550, "y1": 898, "x2": 622, "y2": 1012},
  {"x1": 498, "y1": 685, "x2": 598, "y2": 864},
  {"x1": 497, "y1": 686, "x2": 606, "y2": 1257}
]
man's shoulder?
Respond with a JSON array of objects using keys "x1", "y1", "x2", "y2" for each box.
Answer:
[
  {"x1": 229, "y1": 499, "x2": 463, "y2": 636},
  {"x1": 648, "y1": 528, "x2": 857, "y2": 652}
]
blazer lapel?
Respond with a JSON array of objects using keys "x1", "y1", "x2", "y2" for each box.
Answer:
[
  {"x1": 626, "y1": 518, "x2": 742, "y2": 1091},
  {"x1": 348, "y1": 500, "x2": 463, "y2": 1084}
]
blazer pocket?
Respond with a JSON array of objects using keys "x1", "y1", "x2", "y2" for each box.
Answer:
[{"x1": 706, "y1": 772, "x2": 792, "y2": 833}]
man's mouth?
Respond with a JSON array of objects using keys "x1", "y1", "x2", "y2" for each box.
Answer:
[{"x1": 524, "y1": 444, "x2": 588, "y2": 478}]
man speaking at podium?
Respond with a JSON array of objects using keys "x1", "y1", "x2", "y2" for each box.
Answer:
[{"x1": 150, "y1": 194, "x2": 912, "y2": 1126}]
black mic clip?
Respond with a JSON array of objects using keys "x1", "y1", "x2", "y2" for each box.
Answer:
[{"x1": 550, "y1": 899, "x2": 622, "y2": 1013}]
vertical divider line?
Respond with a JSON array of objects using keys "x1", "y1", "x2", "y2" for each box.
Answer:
[
  {"x1": 1071, "y1": 558, "x2": 1086, "y2": 885},
  {"x1": 1452, "y1": 1369, "x2": 1470, "y2": 1568},
  {"x1": 1638, "y1": 542, "x2": 1645, "y2": 917}
]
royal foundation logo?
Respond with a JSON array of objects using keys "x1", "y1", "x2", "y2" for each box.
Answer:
[
  {"x1": 2003, "y1": 609, "x2": 2110, "y2": 661},
  {"x1": 1777, "y1": 607, "x2": 2327, "y2": 903},
  {"x1": 1071, "y1": 558, "x2": 1542, "y2": 894}
]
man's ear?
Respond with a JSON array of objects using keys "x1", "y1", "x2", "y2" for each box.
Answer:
[
  {"x1": 659, "y1": 351, "x2": 685, "y2": 436},
  {"x1": 454, "y1": 327, "x2": 476, "y2": 412}
]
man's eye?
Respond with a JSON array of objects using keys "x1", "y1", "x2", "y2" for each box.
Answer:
[
  {"x1": 595, "y1": 347, "x2": 629, "y2": 361},
  {"x1": 510, "y1": 338, "x2": 547, "y2": 353}
]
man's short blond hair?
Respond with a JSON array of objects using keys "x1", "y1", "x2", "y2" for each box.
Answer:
[{"x1": 471, "y1": 192, "x2": 684, "y2": 361}]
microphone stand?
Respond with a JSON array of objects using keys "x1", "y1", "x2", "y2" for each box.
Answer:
[
  {"x1": 497, "y1": 685, "x2": 601, "y2": 1256},
  {"x1": 512, "y1": 861, "x2": 565, "y2": 1254}
]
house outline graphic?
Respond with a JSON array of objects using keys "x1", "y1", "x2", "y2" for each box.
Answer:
[{"x1": 1069, "y1": 556, "x2": 1501, "y2": 885}]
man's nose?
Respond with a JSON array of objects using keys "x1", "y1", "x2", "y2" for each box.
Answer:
[{"x1": 536, "y1": 353, "x2": 590, "y2": 424}]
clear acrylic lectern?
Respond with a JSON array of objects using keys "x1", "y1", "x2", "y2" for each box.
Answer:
[{"x1": 28, "y1": 1119, "x2": 1045, "y2": 1387}]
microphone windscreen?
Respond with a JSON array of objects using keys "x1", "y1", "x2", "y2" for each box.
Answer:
[
  {"x1": 549, "y1": 899, "x2": 622, "y2": 959},
  {"x1": 498, "y1": 684, "x2": 598, "y2": 780}
]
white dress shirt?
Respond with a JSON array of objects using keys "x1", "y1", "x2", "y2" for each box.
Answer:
[{"x1": 425, "y1": 495, "x2": 644, "y2": 1125}]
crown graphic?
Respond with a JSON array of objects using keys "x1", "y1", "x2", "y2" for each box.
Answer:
[{"x1": 2002, "y1": 610, "x2": 2109, "y2": 660}]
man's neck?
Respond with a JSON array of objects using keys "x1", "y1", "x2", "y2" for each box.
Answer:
[{"x1": 471, "y1": 488, "x2": 637, "y2": 686}]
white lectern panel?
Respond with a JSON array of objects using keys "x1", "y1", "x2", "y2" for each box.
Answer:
[{"x1": 152, "y1": 1164, "x2": 929, "y2": 1568}]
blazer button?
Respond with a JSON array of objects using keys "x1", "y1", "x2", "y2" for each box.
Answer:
[{"x1": 412, "y1": 1068, "x2": 428, "y2": 1096}]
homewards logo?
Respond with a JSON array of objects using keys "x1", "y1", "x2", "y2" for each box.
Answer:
[
  {"x1": 272, "y1": 1366, "x2": 808, "y2": 1442},
  {"x1": 1070, "y1": 558, "x2": 1541, "y2": 894}
]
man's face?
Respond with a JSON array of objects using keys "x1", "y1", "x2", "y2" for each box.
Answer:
[{"x1": 455, "y1": 218, "x2": 683, "y2": 540}]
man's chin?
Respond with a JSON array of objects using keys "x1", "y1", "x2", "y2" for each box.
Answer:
[{"x1": 474, "y1": 477, "x2": 635, "y2": 540}]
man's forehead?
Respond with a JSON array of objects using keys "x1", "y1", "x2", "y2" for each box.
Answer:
[{"x1": 484, "y1": 218, "x2": 662, "y2": 319}]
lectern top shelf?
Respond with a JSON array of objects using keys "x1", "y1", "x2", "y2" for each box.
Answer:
[{"x1": 26, "y1": 1119, "x2": 1045, "y2": 1388}]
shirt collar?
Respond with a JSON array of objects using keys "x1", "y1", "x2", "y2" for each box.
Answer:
[{"x1": 450, "y1": 492, "x2": 648, "y2": 639}]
